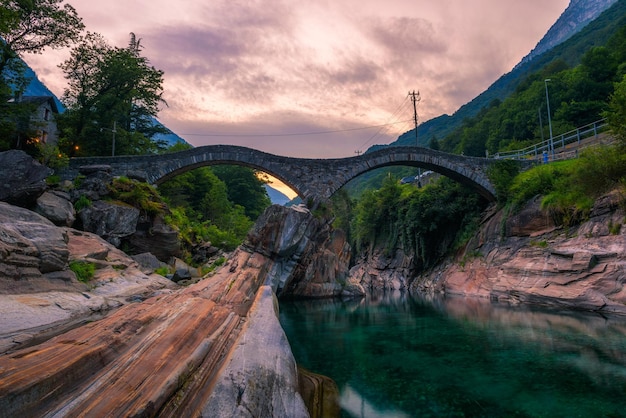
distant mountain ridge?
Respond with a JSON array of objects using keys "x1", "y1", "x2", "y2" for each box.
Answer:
[
  {"x1": 264, "y1": 185, "x2": 291, "y2": 205},
  {"x1": 518, "y1": 0, "x2": 618, "y2": 68},
  {"x1": 382, "y1": 0, "x2": 622, "y2": 151}
]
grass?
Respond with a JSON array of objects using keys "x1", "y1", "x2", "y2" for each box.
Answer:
[
  {"x1": 69, "y1": 260, "x2": 96, "y2": 283},
  {"x1": 505, "y1": 144, "x2": 626, "y2": 226},
  {"x1": 74, "y1": 195, "x2": 92, "y2": 211},
  {"x1": 108, "y1": 176, "x2": 166, "y2": 216},
  {"x1": 155, "y1": 266, "x2": 171, "y2": 276}
]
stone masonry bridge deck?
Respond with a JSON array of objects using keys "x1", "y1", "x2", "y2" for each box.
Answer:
[{"x1": 63, "y1": 145, "x2": 527, "y2": 202}]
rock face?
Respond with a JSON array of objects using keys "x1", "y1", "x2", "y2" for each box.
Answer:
[
  {"x1": 202, "y1": 286, "x2": 308, "y2": 418},
  {"x1": 0, "y1": 204, "x2": 347, "y2": 416},
  {"x1": 78, "y1": 200, "x2": 140, "y2": 247},
  {"x1": 0, "y1": 150, "x2": 52, "y2": 207},
  {"x1": 0, "y1": 202, "x2": 177, "y2": 354},
  {"x1": 128, "y1": 217, "x2": 182, "y2": 261},
  {"x1": 411, "y1": 191, "x2": 626, "y2": 315},
  {"x1": 0, "y1": 201, "x2": 69, "y2": 285},
  {"x1": 246, "y1": 204, "x2": 354, "y2": 298},
  {"x1": 349, "y1": 248, "x2": 413, "y2": 292}
]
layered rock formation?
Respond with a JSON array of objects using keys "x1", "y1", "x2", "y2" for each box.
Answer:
[
  {"x1": 247, "y1": 204, "x2": 360, "y2": 298},
  {"x1": 0, "y1": 202, "x2": 177, "y2": 354},
  {"x1": 0, "y1": 204, "x2": 349, "y2": 416},
  {"x1": 348, "y1": 248, "x2": 413, "y2": 292},
  {"x1": 411, "y1": 191, "x2": 626, "y2": 315}
]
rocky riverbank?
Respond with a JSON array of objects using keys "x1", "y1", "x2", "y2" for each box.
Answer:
[
  {"x1": 0, "y1": 199, "x2": 352, "y2": 416},
  {"x1": 350, "y1": 190, "x2": 626, "y2": 315}
]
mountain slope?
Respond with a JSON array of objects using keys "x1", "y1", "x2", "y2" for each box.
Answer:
[
  {"x1": 383, "y1": 0, "x2": 625, "y2": 150},
  {"x1": 518, "y1": 0, "x2": 618, "y2": 67},
  {"x1": 264, "y1": 184, "x2": 291, "y2": 205}
]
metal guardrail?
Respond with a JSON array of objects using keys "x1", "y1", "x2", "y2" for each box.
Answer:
[{"x1": 493, "y1": 119, "x2": 609, "y2": 162}]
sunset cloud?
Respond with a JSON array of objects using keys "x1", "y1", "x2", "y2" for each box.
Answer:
[{"x1": 24, "y1": 0, "x2": 570, "y2": 158}]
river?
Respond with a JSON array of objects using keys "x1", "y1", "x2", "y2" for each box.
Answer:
[{"x1": 279, "y1": 291, "x2": 626, "y2": 418}]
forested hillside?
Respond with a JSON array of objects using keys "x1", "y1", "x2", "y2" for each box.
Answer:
[
  {"x1": 348, "y1": 1, "x2": 626, "y2": 198},
  {"x1": 389, "y1": 0, "x2": 626, "y2": 150}
]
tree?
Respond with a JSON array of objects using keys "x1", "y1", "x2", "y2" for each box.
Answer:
[
  {"x1": 58, "y1": 32, "x2": 167, "y2": 156},
  {"x1": 605, "y1": 74, "x2": 626, "y2": 144},
  {"x1": 0, "y1": 0, "x2": 83, "y2": 76},
  {"x1": 211, "y1": 165, "x2": 271, "y2": 219},
  {"x1": 0, "y1": 0, "x2": 83, "y2": 150},
  {"x1": 428, "y1": 136, "x2": 440, "y2": 151}
]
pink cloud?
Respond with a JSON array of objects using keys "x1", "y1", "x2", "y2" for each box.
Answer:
[{"x1": 22, "y1": 0, "x2": 570, "y2": 158}]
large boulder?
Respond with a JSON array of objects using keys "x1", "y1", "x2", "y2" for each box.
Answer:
[
  {"x1": 71, "y1": 167, "x2": 112, "y2": 201},
  {"x1": 245, "y1": 204, "x2": 352, "y2": 298},
  {"x1": 78, "y1": 200, "x2": 139, "y2": 247},
  {"x1": 128, "y1": 221, "x2": 181, "y2": 262},
  {"x1": 0, "y1": 202, "x2": 70, "y2": 290},
  {"x1": 0, "y1": 150, "x2": 52, "y2": 207},
  {"x1": 35, "y1": 191, "x2": 76, "y2": 227}
]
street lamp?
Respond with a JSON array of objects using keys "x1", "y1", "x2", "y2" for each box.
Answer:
[{"x1": 544, "y1": 79, "x2": 553, "y2": 158}]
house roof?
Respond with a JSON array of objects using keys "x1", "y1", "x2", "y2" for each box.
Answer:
[{"x1": 16, "y1": 96, "x2": 60, "y2": 114}]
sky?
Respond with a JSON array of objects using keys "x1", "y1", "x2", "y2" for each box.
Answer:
[{"x1": 25, "y1": 0, "x2": 569, "y2": 163}]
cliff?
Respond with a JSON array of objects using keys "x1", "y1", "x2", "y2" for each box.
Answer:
[
  {"x1": 410, "y1": 191, "x2": 626, "y2": 315},
  {"x1": 518, "y1": 0, "x2": 619, "y2": 67},
  {"x1": 349, "y1": 190, "x2": 626, "y2": 315}
]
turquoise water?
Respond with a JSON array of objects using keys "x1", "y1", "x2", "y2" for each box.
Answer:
[{"x1": 279, "y1": 292, "x2": 626, "y2": 418}]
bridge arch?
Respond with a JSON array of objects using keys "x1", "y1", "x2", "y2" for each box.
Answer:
[
  {"x1": 332, "y1": 147, "x2": 498, "y2": 201},
  {"x1": 64, "y1": 145, "x2": 509, "y2": 203}
]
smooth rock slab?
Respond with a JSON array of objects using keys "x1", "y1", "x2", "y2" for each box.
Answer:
[{"x1": 201, "y1": 286, "x2": 309, "y2": 418}]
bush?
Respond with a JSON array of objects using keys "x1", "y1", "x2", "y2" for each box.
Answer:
[
  {"x1": 69, "y1": 260, "x2": 96, "y2": 283},
  {"x1": 46, "y1": 174, "x2": 61, "y2": 186},
  {"x1": 108, "y1": 177, "x2": 166, "y2": 216},
  {"x1": 506, "y1": 144, "x2": 626, "y2": 226},
  {"x1": 74, "y1": 195, "x2": 92, "y2": 211},
  {"x1": 487, "y1": 160, "x2": 520, "y2": 205}
]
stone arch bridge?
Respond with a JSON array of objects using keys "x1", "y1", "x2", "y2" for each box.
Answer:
[{"x1": 63, "y1": 145, "x2": 527, "y2": 202}]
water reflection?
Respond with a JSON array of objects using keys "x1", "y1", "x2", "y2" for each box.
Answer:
[
  {"x1": 279, "y1": 291, "x2": 626, "y2": 417},
  {"x1": 340, "y1": 384, "x2": 411, "y2": 418}
]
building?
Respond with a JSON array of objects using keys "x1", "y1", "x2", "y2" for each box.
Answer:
[{"x1": 18, "y1": 96, "x2": 60, "y2": 146}]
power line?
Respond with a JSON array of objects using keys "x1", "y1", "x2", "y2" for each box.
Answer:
[
  {"x1": 177, "y1": 119, "x2": 412, "y2": 138},
  {"x1": 356, "y1": 96, "x2": 412, "y2": 151}
]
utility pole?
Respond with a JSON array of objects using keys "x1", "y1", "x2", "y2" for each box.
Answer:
[
  {"x1": 409, "y1": 90, "x2": 422, "y2": 187},
  {"x1": 544, "y1": 79, "x2": 553, "y2": 159},
  {"x1": 111, "y1": 121, "x2": 117, "y2": 157},
  {"x1": 355, "y1": 150, "x2": 362, "y2": 156},
  {"x1": 409, "y1": 90, "x2": 421, "y2": 146},
  {"x1": 101, "y1": 121, "x2": 118, "y2": 156}
]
